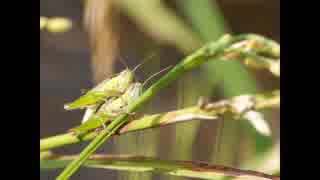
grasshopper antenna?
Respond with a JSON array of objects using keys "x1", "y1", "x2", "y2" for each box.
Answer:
[
  {"x1": 142, "y1": 65, "x2": 172, "y2": 88},
  {"x1": 132, "y1": 51, "x2": 160, "y2": 73},
  {"x1": 118, "y1": 56, "x2": 130, "y2": 69}
]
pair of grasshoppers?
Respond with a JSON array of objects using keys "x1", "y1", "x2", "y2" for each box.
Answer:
[{"x1": 65, "y1": 59, "x2": 170, "y2": 135}]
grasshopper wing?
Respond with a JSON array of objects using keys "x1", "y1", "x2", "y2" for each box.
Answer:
[
  {"x1": 64, "y1": 69, "x2": 134, "y2": 110},
  {"x1": 64, "y1": 90, "x2": 121, "y2": 110}
]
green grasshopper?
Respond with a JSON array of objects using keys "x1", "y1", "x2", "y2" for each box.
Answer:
[
  {"x1": 69, "y1": 66, "x2": 172, "y2": 135},
  {"x1": 64, "y1": 69, "x2": 134, "y2": 111},
  {"x1": 64, "y1": 54, "x2": 157, "y2": 111},
  {"x1": 69, "y1": 82, "x2": 142, "y2": 134}
]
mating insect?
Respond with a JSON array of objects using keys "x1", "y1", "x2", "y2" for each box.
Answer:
[
  {"x1": 69, "y1": 66, "x2": 172, "y2": 135},
  {"x1": 65, "y1": 54, "x2": 159, "y2": 126},
  {"x1": 64, "y1": 53, "x2": 158, "y2": 111},
  {"x1": 69, "y1": 82, "x2": 142, "y2": 134},
  {"x1": 64, "y1": 69, "x2": 134, "y2": 111}
]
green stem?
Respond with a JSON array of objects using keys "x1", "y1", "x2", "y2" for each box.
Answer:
[
  {"x1": 56, "y1": 34, "x2": 279, "y2": 179},
  {"x1": 217, "y1": 142, "x2": 280, "y2": 180},
  {"x1": 41, "y1": 90, "x2": 279, "y2": 152},
  {"x1": 56, "y1": 33, "x2": 234, "y2": 180},
  {"x1": 42, "y1": 154, "x2": 278, "y2": 180}
]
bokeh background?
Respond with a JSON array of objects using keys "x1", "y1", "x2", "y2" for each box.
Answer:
[{"x1": 40, "y1": 0, "x2": 280, "y2": 179}]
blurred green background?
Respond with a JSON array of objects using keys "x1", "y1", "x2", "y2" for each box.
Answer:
[{"x1": 40, "y1": 0, "x2": 279, "y2": 179}]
